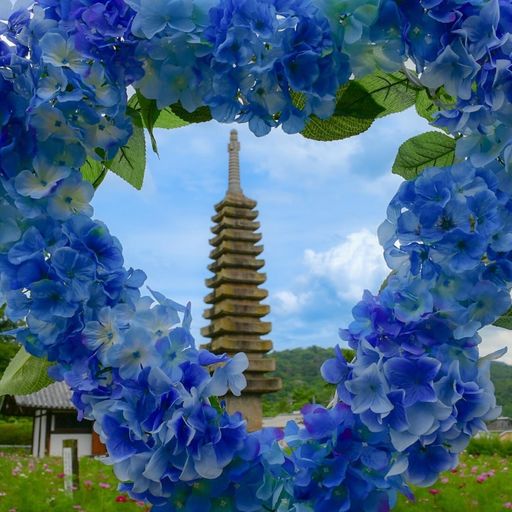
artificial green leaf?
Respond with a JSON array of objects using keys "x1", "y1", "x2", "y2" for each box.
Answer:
[
  {"x1": 494, "y1": 308, "x2": 512, "y2": 330},
  {"x1": 340, "y1": 71, "x2": 418, "y2": 119},
  {"x1": 301, "y1": 83, "x2": 383, "y2": 141},
  {"x1": 170, "y1": 102, "x2": 212, "y2": 123},
  {"x1": 80, "y1": 158, "x2": 108, "y2": 189},
  {"x1": 0, "y1": 347, "x2": 53, "y2": 396},
  {"x1": 392, "y1": 131, "x2": 457, "y2": 180},
  {"x1": 415, "y1": 89, "x2": 439, "y2": 122},
  {"x1": 107, "y1": 123, "x2": 146, "y2": 190}
]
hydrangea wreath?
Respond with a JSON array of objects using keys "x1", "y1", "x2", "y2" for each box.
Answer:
[{"x1": 1, "y1": 0, "x2": 512, "y2": 510}]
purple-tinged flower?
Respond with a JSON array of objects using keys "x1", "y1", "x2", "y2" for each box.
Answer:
[
  {"x1": 345, "y1": 363, "x2": 393, "y2": 415},
  {"x1": 384, "y1": 356, "x2": 440, "y2": 407}
]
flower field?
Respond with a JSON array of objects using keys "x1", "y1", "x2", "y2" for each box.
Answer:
[
  {"x1": 0, "y1": 450, "x2": 510, "y2": 512},
  {"x1": 0, "y1": 451, "x2": 149, "y2": 512},
  {"x1": 395, "y1": 454, "x2": 512, "y2": 512}
]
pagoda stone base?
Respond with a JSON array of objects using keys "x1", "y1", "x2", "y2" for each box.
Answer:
[{"x1": 225, "y1": 394, "x2": 264, "y2": 432}]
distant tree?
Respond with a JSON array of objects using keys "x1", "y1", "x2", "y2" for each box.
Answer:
[
  {"x1": 0, "y1": 305, "x2": 21, "y2": 377},
  {"x1": 263, "y1": 346, "x2": 512, "y2": 419}
]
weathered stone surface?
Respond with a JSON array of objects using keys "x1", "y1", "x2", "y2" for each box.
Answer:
[
  {"x1": 204, "y1": 284, "x2": 268, "y2": 304},
  {"x1": 211, "y1": 217, "x2": 260, "y2": 234},
  {"x1": 208, "y1": 254, "x2": 265, "y2": 272},
  {"x1": 224, "y1": 395, "x2": 263, "y2": 431},
  {"x1": 203, "y1": 300, "x2": 270, "y2": 319},
  {"x1": 206, "y1": 336, "x2": 274, "y2": 353},
  {"x1": 209, "y1": 241, "x2": 263, "y2": 259},
  {"x1": 201, "y1": 317, "x2": 272, "y2": 338},
  {"x1": 214, "y1": 194, "x2": 257, "y2": 212},
  {"x1": 245, "y1": 376, "x2": 282, "y2": 393},
  {"x1": 203, "y1": 130, "x2": 281, "y2": 432},
  {"x1": 205, "y1": 268, "x2": 266, "y2": 288},
  {"x1": 210, "y1": 229, "x2": 262, "y2": 246},
  {"x1": 212, "y1": 206, "x2": 258, "y2": 223}
]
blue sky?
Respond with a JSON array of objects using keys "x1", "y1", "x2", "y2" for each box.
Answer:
[{"x1": 91, "y1": 108, "x2": 512, "y2": 363}]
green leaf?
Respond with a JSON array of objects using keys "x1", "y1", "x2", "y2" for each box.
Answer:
[
  {"x1": 135, "y1": 91, "x2": 160, "y2": 155},
  {"x1": 80, "y1": 159, "x2": 108, "y2": 189},
  {"x1": 107, "y1": 123, "x2": 146, "y2": 190},
  {"x1": 301, "y1": 83, "x2": 383, "y2": 141},
  {"x1": 170, "y1": 102, "x2": 212, "y2": 123},
  {"x1": 0, "y1": 347, "x2": 53, "y2": 396},
  {"x1": 494, "y1": 308, "x2": 512, "y2": 330},
  {"x1": 392, "y1": 131, "x2": 457, "y2": 180},
  {"x1": 128, "y1": 95, "x2": 189, "y2": 130},
  {"x1": 154, "y1": 107, "x2": 189, "y2": 129},
  {"x1": 415, "y1": 89, "x2": 439, "y2": 122},
  {"x1": 341, "y1": 71, "x2": 419, "y2": 119}
]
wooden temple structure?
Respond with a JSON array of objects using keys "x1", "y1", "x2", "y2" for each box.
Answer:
[{"x1": 201, "y1": 130, "x2": 281, "y2": 431}]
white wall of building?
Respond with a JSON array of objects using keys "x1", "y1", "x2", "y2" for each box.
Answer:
[{"x1": 49, "y1": 433, "x2": 92, "y2": 457}]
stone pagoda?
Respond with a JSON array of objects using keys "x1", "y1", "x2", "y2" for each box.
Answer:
[{"x1": 201, "y1": 130, "x2": 282, "y2": 431}]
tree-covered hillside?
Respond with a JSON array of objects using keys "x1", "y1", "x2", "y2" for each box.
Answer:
[
  {"x1": 263, "y1": 346, "x2": 512, "y2": 418},
  {"x1": 492, "y1": 361, "x2": 512, "y2": 417}
]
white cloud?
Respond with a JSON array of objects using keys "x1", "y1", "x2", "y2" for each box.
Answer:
[
  {"x1": 304, "y1": 229, "x2": 388, "y2": 302},
  {"x1": 273, "y1": 290, "x2": 312, "y2": 315},
  {"x1": 241, "y1": 127, "x2": 362, "y2": 183},
  {"x1": 479, "y1": 326, "x2": 512, "y2": 365}
]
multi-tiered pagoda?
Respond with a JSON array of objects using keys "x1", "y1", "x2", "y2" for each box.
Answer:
[{"x1": 201, "y1": 130, "x2": 281, "y2": 431}]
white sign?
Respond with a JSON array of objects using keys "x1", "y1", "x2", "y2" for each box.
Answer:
[{"x1": 63, "y1": 446, "x2": 73, "y2": 493}]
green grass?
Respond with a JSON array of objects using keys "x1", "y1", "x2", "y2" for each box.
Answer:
[
  {"x1": 0, "y1": 418, "x2": 32, "y2": 445},
  {"x1": 395, "y1": 454, "x2": 512, "y2": 512},
  {"x1": 466, "y1": 435, "x2": 512, "y2": 457},
  {"x1": 0, "y1": 453, "x2": 149, "y2": 512},
  {"x1": 0, "y1": 451, "x2": 510, "y2": 511}
]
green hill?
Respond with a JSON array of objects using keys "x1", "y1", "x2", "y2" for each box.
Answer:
[{"x1": 263, "y1": 346, "x2": 512, "y2": 418}]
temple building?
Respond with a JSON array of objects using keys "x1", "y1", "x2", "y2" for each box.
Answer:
[{"x1": 201, "y1": 130, "x2": 282, "y2": 431}]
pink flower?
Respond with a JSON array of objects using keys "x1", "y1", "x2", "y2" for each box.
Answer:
[
  {"x1": 471, "y1": 466, "x2": 478, "y2": 474},
  {"x1": 428, "y1": 489, "x2": 440, "y2": 495},
  {"x1": 84, "y1": 479, "x2": 93, "y2": 488},
  {"x1": 476, "y1": 475, "x2": 487, "y2": 483},
  {"x1": 504, "y1": 502, "x2": 512, "y2": 509},
  {"x1": 441, "y1": 478, "x2": 449, "y2": 484},
  {"x1": 99, "y1": 482, "x2": 111, "y2": 489},
  {"x1": 57, "y1": 472, "x2": 65, "y2": 478},
  {"x1": 115, "y1": 495, "x2": 128, "y2": 503}
]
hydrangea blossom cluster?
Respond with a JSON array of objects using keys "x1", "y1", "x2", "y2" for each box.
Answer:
[
  {"x1": 323, "y1": 160, "x2": 509, "y2": 487},
  {"x1": 318, "y1": 0, "x2": 512, "y2": 174},
  {"x1": 0, "y1": 0, "x2": 512, "y2": 511}
]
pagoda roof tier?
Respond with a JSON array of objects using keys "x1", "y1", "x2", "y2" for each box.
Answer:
[
  {"x1": 205, "y1": 268, "x2": 266, "y2": 289},
  {"x1": 245, "y1": 376, "x2": 282, "y2": 394},
  {"x1": 237, "y1": 354, "x2": 276, "y2": 373},
  {"x1": 206, "y1": 336, "x2": 273, "y2": 353},
  {"x1": 211, "y1": 218, "x2": 260, "y2": 234},
  {"x1": 209, "y1": 229, "x2": 262, "y2": 247},
  {"x1": 201, "y1": 317, "x2": 272, "y2": 338},
  {"x1": 208, "y1": 254, "x2": 265, "y2": 272},
  {"x1": 212, "y1": 206, "x2": 258, "y2": 223},
  {"x1": 214, "y1": 194, "x2": 257, "y2": 212},
  {"x1": 203, "y1": 300, "x2": 270, "y2": 320},
  {"x1": 209, "y1": 242, "x2": 263, "y2": 260},
  {"x1": 204, "y1": 284, "x2": 268, "y2": 304}
]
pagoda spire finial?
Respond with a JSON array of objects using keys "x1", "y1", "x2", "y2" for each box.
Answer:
[{"x1": 227, "y1": 129, "x2": 243, "y2": 196}]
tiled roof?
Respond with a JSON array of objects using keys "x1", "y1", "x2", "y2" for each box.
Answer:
[{"x1": 14, "y1": 381, "x2": 73, "y2": 410}]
